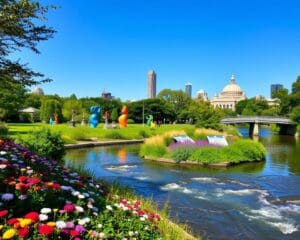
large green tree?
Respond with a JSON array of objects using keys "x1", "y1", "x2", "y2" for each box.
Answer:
[
  {"x1": 157, "y1": 89, "x2": 191, "y2": 119},
  {"x1": 0, "y1": 0, "x2": 56, "y2": 87}
]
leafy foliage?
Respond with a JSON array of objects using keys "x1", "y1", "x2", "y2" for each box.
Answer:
[
  {"x1": 0, "y1": 122, "x2": 8, "y2": 136},
  {"x1": 171, "y1": 148, "x2": 194, "y2": 162},
  {"x1": 40, "y1": 98, "x2": 63, "y2": 122},
  {"x1": 0, "y1": 0, "x2": 56, "y2": 86},
  {"x1": 18, "y1": 128, "x2": 65, "y2": 161}
]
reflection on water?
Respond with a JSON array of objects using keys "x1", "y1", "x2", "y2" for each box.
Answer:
[{"x1": 65, "y1": 129, "x2": 300, "y2": 240}]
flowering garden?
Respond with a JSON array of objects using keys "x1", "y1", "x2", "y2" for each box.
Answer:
[{"x1": 0, "y1": 138, "x2": 164, "y2": 239}]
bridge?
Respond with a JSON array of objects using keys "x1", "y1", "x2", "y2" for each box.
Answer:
[{"x1": 221, "y1": 116, "x2": 296, "y2": 136}]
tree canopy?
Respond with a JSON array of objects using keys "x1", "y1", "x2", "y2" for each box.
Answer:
[{"x1": 0, "y1": 0, "x2": 56, "y2": 87}]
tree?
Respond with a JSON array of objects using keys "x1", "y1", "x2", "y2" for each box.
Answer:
[
  {"x1": 0, "y1": 0, "x2": 56, "y2": 87},
  {"x1": 157, "y1": 89, "x2": 191, "y2": 120},
  {"x1": 0, "y1": 81, "x2": 26, "y2": 121},
  {"x1": 62, "y1": 99, "x2": 83, "y2": 122},
  {"x1": 111, "y1": 108, "x2": 119, "y2": 122},
  {"x1": 290, "y1": 106, "x2": 300, "y2": 124},
  {"x1": 40, "y1": 99, "x2": 62, "y2": 122},
  {"x1": 290, "y1": 76, "x2": 300, "y2": 108},
  {"x1": 272, "y1": 88, "x2": 290, "y2": 115}
]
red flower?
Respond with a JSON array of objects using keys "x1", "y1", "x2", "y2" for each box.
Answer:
[
  {"x1": 39, "y1": 224, "x2": 54, "y2": 235},
  {"x1": 7, "y1": 218, "x2": 19, "y2": 225},
  {"x1": 70, "y1": 229, "x2": 80, "y2": 237},
  {"x1": 52, "y1": 183, "x2": 61, "y2": 190},
  {"x1": 18, "y1": 227, "x2": 29, "y2": 238},
  {"x1": 0, "y1": 209, "x2": 8, "y2": 217},
  {"x1": 24, "y1": 212, "x2": 39, "y2": 222},
  {"x1": 18, "y1": 176, "x2": 27, "y2": 182},
  {"x1": 15, "y1": 183, "x2": 29, "y2": 193},
  {"x1": 27, "y1": 177, "x2": 41, "y2": 185}
]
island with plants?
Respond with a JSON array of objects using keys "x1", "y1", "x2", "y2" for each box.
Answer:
[{"x1": 139, "y1": 128, "x2": 267, "y2": 167}]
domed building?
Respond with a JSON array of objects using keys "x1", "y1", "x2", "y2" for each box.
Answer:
[
  {"x1": 210, "y1": 74, "x2": 246, "y2": 111},
  {"x1": 31, "y1": 87, "x2": 44, "y2": 95}
]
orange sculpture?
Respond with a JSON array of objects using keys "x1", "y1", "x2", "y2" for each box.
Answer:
[
  {"x1": 54, "y1": 113, "x2": 59, "y2": 125},
  {"x1": 118, "y1": 105, "x2": 128, "y2": 128}
]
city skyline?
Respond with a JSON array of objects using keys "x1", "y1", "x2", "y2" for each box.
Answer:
[{"x1": 21, "y1": 0, "x2": 300, "y2": 100}]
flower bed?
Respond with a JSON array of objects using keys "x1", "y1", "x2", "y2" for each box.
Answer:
[{"x1": 0, "y1": 139, "x2": 162, "y2": 239}]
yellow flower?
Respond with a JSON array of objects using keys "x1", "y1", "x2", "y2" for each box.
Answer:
[
  {"x1": 0, "y1": 225, "x2": 3, "y2": 230},
  {"x1": 47, "y1": 221, "x2": 56, "y2": 227},
  {"x1": 19, "y1": 218, "x2": 32, "y2": 228},
  {"x1": 53, "y1": 208, "x2": 58, "y2": 212},
  {"x1": 3, "y1": 229, "x2": 17, "y2": 239}
]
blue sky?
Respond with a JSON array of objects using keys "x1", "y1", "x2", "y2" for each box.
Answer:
[{"x1": 15, "y1": 0, "x2": 300, "y2": 100}]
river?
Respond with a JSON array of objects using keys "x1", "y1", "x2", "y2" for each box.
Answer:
[{"x1": 65, "y1": 128, "x2": 300, "y2": 240}]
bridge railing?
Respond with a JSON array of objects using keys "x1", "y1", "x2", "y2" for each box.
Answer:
[{"x1": 221, "y1": 116, "x2": 293, "y2": 124}]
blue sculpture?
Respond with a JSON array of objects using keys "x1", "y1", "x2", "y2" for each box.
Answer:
[
  {"x1": 89, "y1": 106, "x2": 101, "y2": 128},
  {"x1": 49, "y1": 117, "x2": 55, "y2": 125}
]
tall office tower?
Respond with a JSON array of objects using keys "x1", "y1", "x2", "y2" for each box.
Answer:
[
  {"x1": 270, "y1": 84, "x2": 283, "y2": 97},
  {"x1": 147, "y1": 70, "x2": 157, "y2": 98},
  {"x1": 185, "y1": 82, "x2": 192, "y2": 98}
]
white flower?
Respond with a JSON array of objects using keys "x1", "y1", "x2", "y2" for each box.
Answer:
[
  {"x1": 140, "y1": 217, "x2": 146, "y2": 221},
  {"x1": 56, "y1": 221, "x2": 67, "y2": 229},
  {"x1": 0, "y1": 151, "x2": 7, "y2": 155},
  {"x1": 128, "y1": 231, "x2": 134, "y2": 236},
  {"x1": 106, "y1": 205, "x2": 113, "y2": 211},
  {"x1": 18, "y1": 195, "x2": 27, "y2": 200},
  {"x1": 99, "y1": 232, "x2": 106, "y2": 239},
  {"x1": 75, "y1": 206, "x2": 84, "y2": 212},
  {"x1": 78, "y1": 194, "x2": 85, "y2": 199},
  {"x1": 39, "y1": 214, "x2": 48, "y2": 221},
  {"x1": 41, "y1": 208, "x2": 52, "y2": 214},
  {"x1": 97, "y1": 223, "x2": 103, "y2": 229},
  {"x1": 72, "y1": 191, "x2": 80, "y2": 196},
  {"x1": 0, "y1": 164, "x2": 7, "y2": 169}
]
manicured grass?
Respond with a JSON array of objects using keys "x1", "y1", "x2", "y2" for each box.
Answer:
[{"x1": 8, "y1": 123, "x2": 196, "y2": 143}]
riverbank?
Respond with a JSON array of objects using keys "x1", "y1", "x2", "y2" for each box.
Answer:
[{"x1": 65, "y1": 139, "x2": 144, "y2": 149}]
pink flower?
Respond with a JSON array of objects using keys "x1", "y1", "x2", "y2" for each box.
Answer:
[{"x1": 64, "y1": 203, "x2": 75, "y2": 212}]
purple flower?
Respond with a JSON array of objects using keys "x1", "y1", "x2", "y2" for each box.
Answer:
[
  {"x1": 1, "y1": 193, "x2": 14, "y2": 201},
  {"x1": 75, "y1": 225, "x2": 85, "y2": 233}
]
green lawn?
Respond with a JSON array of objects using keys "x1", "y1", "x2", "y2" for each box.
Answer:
[{"x1": 8, "y1": 123, "x2": 196, "y2": 143}]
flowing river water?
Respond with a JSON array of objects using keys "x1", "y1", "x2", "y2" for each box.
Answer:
[{"x1": 65, "y1": 128, "x2": 300, "y2": 239}]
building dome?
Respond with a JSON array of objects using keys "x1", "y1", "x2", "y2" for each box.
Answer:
[
  {"x1": 32, "y1": 87, "x2": 44, "y2": 95},
  {"x1": 222, "y1": 74, "x2": 243, "y2": 93}
]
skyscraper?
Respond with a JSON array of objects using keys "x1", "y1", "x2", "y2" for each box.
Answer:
[
  {"x1": 147, "y1": 70, "x2": 156, "y2": 98},
  {"x1": 270, "y1": 84, "x2": 283, "y2": 97},
  {"x1": 185, "y1": 82, "x2": 192, "y2": 98}
]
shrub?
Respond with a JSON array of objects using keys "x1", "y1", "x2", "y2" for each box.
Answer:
[
  {"x1": 188, "y1": 140, "x2": 267, "y2": 164},
  {"x1": 189, "y1": 147, "x2": 226, "y2": 163},
  {"x1": 231, "y1": 140, "x2": 267, "y2": 161},
  {"x1": 163, "y1": 136, "x2": 174, "y2": 146},
  {"x1": 104, "y1": 131, "x2": 125, "y2": 139},
  {"x1": 140, "y1": 144, "x2": 166, "y2": 158},
  {"x1": 19, "y1": 128, "x2": 65, "y2": 161},
  {"x1": 127, "y1": 119, "x2": 135, "y2": 124},
  {"x1": 138, "y1": 130, "x2": 149, "y2": 138},
  {"x1": 68, "y1": 126, "x2": 90, "y2": 140},
  {"x1": 171, "y1": 148, "x2": 195, "y2": 163},
  {"x1": 0, "y1": 122, "x2": 8, "y2": 136},
  {"x1": 270, "y1": 124, "x2": 280, "y2": 134}
]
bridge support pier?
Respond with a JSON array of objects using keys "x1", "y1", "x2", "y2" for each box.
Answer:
[
  {"x1": 279, "y1": 124, "x2": 297, "y2": 136},
  {"x1": 249, "y1": 122, "x2": 259, "y2": 136}
]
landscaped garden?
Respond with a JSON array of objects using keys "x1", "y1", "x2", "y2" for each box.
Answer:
[
  {"x1": 0, "y1": 138, "x2": 197, "y2": 239},
  {"x1": 139, "y1": 129, "x2": 267, "y2": 165}
]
